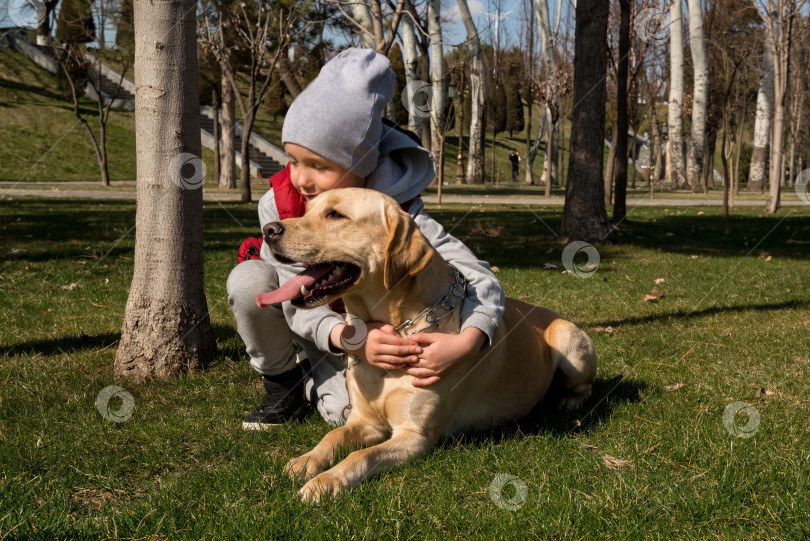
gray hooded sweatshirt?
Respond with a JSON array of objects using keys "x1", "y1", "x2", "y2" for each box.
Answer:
[{"x1": 258, "y1": 124, "x2": 505, "y2": 353}]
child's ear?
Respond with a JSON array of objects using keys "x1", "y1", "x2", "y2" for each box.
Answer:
[{"x1": 383, "y1": 204, "x2": 435, "y2": 290}]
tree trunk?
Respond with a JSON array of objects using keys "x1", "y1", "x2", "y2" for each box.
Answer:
[
  {"x1": 613, "y1": 0, "x2": 630, "y2": 222},
  {"x1": 560, "y1": 0, "x2": 612, "y2": 244},
  {"x1": 219, "y1": 64, "x2": 237, "y2": 189},
  {"x1": 604, "y1": 123, "x2": 617, "y2": 206},
  {"x1": 428, "y1": 0, "x2": 444, "y2": 173},
  {"x1": 116, "y1": 0, "x2": 215, "y2": 380},
  {"x1": 536, "y1": 0, "x2": 558, "y2": 190},
  {"x1": 524, "y1": 0, "x2": 535, "y2": 186},
  {"x1": 686, "y1": 0, "x2": 708, "y2": 190},
  {"x1": 277, "y1": 55, "x2": 302, "y2": 99},
  {"x1": 648, "y1": 93, "x2": 663, "y2": 185},
  {"x1": 212, "y1": 87, "x2": 221, "y2": 186},
  {"x1": 748, "y1": 28, "x2": 774, "y2": 192},
  {"x1": 351, "y1": 3, "x2": 376, "y2": 49},
  {"x1": 401, "y1": 16, "x2": 422, "y2": 135},
  {"x1": 765, "y1": 0, "x2": 792, "y2": 214},
  {"x1": 668, "y1": 0, "x2": 687, "y2": 188},
  {"x1": 458, "y1": 0, "x2": 486, "y2": 184}
]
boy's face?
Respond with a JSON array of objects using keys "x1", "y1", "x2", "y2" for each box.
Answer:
[{"x1": 285, "y1": 143, "x2": 366, "y2": 203}]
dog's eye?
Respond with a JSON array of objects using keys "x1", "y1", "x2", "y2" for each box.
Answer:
[{"x1": 326, "y1": 209, "x2": 346, "y2": 219}]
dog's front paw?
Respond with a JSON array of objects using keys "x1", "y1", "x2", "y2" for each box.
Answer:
[
  {"x1": 284, "y1": 454, "x2": 325, "y2": 481},
  {"x1": 299, "y1": 471, "x2": 345, "y2": 504}
]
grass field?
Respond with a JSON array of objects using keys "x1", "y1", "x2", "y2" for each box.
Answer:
[{"x1": 1, "y1": 195, "x2": 808, "y2": 539}]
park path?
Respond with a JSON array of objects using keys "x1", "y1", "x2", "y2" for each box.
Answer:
[{"x1": 0, "y1": 182, "x2": 806, "y2": 206}]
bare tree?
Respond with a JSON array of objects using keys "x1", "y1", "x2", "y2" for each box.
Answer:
[
  {"x1": 748, "y1": 11, "x2": 774, "y2": 192},
  {"x1": 685, "y1": 0, "x2": 708, "y2": 190},
  {"x1": 328, "y1": 0, "x2": 407, "y2": 53},
  {"x1": 115, "y1": 0, "x2": 215, "y2": 379},
  {"x1": 535, "y1": 0, "x2": 559, "y2": 188},
  {"x1": 457, "y1": 0, "x2": 487, "y2": 184},
  {"x1": 427, "y1": 0, "x2": 445, "y2": 182},
  {"x1": 560, "y1": 0, "x2": 613, "y2": 244},
  {"x1": 612, "y1": 0, "x2": 631, "y2": 222},
  {"x1": 56, "y1": 46, "x2": 129, "y2": 186},
  {"x1": 759, "y1": 0, "x2": 800, "y2": 214},
  {"x1": 400, "y1": 14, "x2": 423, "y2": 135},
  {"x1": 201, "y1": 2, "x2": 297, "y2": 202},
  {"x1": 668, "y1": 0, "x2": 688, "y2": 188}
]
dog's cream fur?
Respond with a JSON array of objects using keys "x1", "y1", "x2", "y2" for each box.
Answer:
[{"x1": 265, "y1": 188, "x2": 597, "y2": 503}]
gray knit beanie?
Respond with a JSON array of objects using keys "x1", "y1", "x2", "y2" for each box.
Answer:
[{"x1": 281, "y1": 48, "x2": 395, "y2": 178}]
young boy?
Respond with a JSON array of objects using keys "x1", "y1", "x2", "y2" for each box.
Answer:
[{"x1": 227, "y1": 48, "x2": 504, "y2": 430}]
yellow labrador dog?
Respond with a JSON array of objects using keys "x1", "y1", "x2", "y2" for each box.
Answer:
[{"x1": 257, "y1": 188, "x2": 596, "y2": 503}]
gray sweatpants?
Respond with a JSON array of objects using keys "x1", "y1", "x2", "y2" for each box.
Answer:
[{"x1": 226, "y1": 259, "x2": 349, "y2": 425}]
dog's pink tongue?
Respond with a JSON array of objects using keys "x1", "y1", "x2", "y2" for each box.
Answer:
[{"x1": 255, "y1": 264, "x2": 333, "y2": 307}]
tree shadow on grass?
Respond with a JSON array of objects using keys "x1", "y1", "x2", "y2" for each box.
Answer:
[
  {"x1": 588, "y1": 299, "x2": 810, "y2": 329},
  {"x1": 3, "y1": 323, "x2": 244, "y2": 368}
]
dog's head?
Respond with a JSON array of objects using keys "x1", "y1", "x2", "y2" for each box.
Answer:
[{"x1": 258, "y1": 188, "x2": 435, "y2": 309}]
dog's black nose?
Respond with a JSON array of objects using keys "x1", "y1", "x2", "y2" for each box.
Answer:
[{"x1": 263, "y1": 221, "x2": 285, "y2": 241}]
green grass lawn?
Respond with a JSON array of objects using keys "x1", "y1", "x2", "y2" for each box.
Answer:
[{"x1": 1, "y1": 196, "x2": 808, "y2": 538}]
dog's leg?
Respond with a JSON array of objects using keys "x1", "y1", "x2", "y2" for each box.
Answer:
[
  {"x1": 298, "y1": 429, "x2": 437, "y2": 503},
  {"x1": 549, "y1": 323, "x2": 598, "y2": 411},
  {"x1": 285, "y1": 420, "x2": 388, "y2": 481}
]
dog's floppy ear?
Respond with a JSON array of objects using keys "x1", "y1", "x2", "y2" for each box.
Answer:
[{"x1": 383, "y1": 204, "x2": 435, "y2": 290}]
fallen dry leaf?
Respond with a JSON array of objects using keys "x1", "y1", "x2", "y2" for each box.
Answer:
[
  {"x1": 662, "y1": 382, "x2": 685, "y2": 392},
  {"x1": 644, "y1": 288, "x2": 664, "y2": 302},
  {"x1": 593, "y1": 326, "x2": 617, "y2": 335},
  {"x1": 59, "y1": 283, "x2": 79, "y2": 291},
  {"x1": 490, "y1": 266, "x2": 500, "y2": 273},
  {"x1": 602, "y1": 455, "x2": 634, "y2": 470},
  {"x1": 654, "y1": 278, "x2": 666, "y2": 284}
]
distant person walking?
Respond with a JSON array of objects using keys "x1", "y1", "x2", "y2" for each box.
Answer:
[{"x1": 509, "y1": 150, "x2": 520, "y2": 182}]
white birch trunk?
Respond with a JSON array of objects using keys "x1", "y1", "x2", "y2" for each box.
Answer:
[
  {"x1": 401, "y1": 16, "x2": 422, "y2": 135},
  {"x1": 457, "y1": 0, "x2": 486, "y2": 184},
  {"x1": 668, "y1": 0, "x2": 687, "y2": 188},
  {"x1": 427, "y1": 0, "x2": 444, "y2": 178},
  {"x1": 749, "y1": 32, "x2": 774, "y2": 192},
  {"x1": 116, "y1": 0, "x2": 214, "y2": 379},
  {"x1": 686, "y1": 0, "x2": 708, "y2": 189},
  {"x1": 535, "y1": 0, "x2": 557, "y2": 186},
  {"x1": 219, "y1": 69, "x2": 237, "y2": 189},
  {"x1": 351, "y1": 3, "x2": 376, "y2": 49}
]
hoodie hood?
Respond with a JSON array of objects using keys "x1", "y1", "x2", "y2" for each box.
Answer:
[{"x1": 365, "y1": 124, "x2": 436, "y2": 205}]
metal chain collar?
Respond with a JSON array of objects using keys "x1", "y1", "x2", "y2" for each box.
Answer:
[{"x1": 394, "y1": 267, "x2": 467, "y2": 336}]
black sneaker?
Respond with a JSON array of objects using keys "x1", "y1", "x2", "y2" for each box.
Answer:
[{"x1": 243, "y1": 365, "x2": 306, "y2": 431}]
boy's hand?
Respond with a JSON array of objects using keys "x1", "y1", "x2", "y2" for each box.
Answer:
[
  {"x1": 330, "y1": 322, "x2": 422, "y2": 370},
  {"x1": 402, "y1": 327, "x2": 487, "y2": 387}
]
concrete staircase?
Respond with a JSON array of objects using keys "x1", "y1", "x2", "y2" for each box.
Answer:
[
  {"x1": 4, "y1": 29, "x2": 287, "y2": 180},
  {"x1": 199, "y1": 114, "x2": 285, "y2": 179}
]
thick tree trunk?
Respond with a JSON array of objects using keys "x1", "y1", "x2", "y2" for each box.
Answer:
[
  {"x1": 457, "y1": 0, "x2": 486, "y2": 184},
  {"x1": 686, "y1": 0, "x2": 708, "y2": 189},
  {"x1": 748, "y1": 29, "x2": 774, "y2": 192},
  {"x1": 219, "y1": 65, "x2": 237, "y2": 189},
  {"x1": 560, "y1": 0, "x2": 613, "y2": 244},
  {"x1": 668, "y1": 0, "x2": 687, "y2": 188},
  {"x1": 612, "y1": 0, "x2": 630, "y2": 222},
  {"x1": 116, "y1": 0, "x2": 215, "y2": 380}
]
